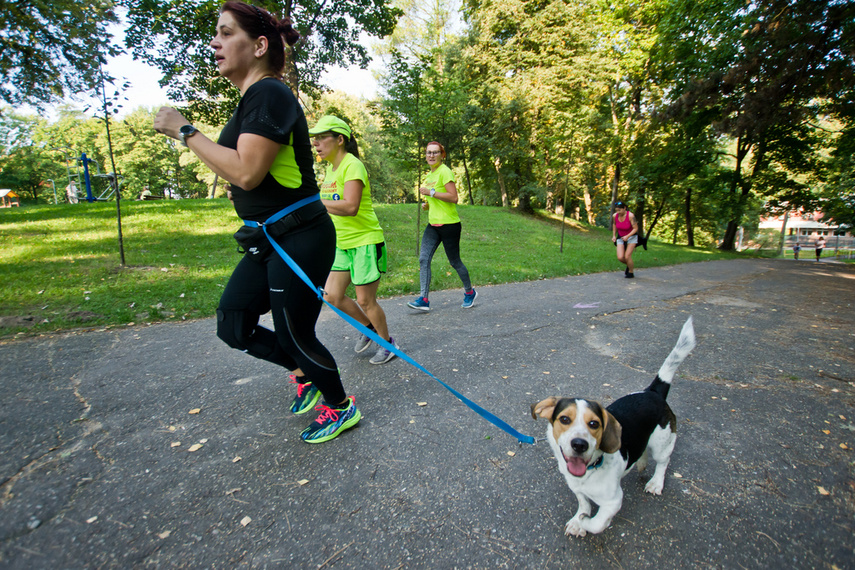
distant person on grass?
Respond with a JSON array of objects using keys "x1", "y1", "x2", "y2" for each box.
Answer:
[
  {"x1": 407, "y1": 142, "x2": 477, "y2": 312},
  {"x1": 793, "y1": 241, "x2": 801, "y2": 260},
  {"x1": 153, "y1": 1, "x2": 359, "y2": 444},
  {"x1": 612, "y1": 200, "x2": 638, "y2": 278},
  {"x1": 309, "y1": 115, "x2": 399, "y2": 365},
  {"x1": 815, "y1": 237, "x2": 826, "y2": 261}
]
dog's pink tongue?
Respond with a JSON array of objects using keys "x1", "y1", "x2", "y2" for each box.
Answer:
[{"x1": 566, "y1": 457, "x2": 588, "y2": 477}]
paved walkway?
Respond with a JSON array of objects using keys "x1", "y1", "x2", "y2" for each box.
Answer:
[{"x1": 1, "y1": 259, "x2": 853, "y2": 568}]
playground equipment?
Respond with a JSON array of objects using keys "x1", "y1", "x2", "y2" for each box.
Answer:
[{"x1": 63, "y1": 152, "x2": 122, "y2": 202}]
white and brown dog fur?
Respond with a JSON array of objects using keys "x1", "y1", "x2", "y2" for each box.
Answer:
[{"x1": 532, "y1": 317, "x2": 696, "y2": 537}]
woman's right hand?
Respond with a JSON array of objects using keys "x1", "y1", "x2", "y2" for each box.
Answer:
[{"x1": 153, "y1": 106, "x2": 189, "y2": 140}]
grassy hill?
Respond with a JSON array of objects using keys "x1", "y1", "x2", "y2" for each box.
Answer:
[{"x1": 0, "y1": 200, "x2": 734, "y2": 337}]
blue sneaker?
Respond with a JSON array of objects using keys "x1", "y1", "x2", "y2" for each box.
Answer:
[
  {"x1": 407, "y1": 296, "x2": 430, "y2": 312},
  {"x1": 288, "y1": 375, "x2": 320, "y2": 415},
  {"x1": 462, "y1": 289, "x2": 478, "y2": 308},
  {"x1": 300, "y1": 397, "x2": 361, "y2": 443}
]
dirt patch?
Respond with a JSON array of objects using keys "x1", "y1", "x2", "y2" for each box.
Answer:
[
  {"x1": 66, "y1": 311, "x2": 103, "y2": 322},
  {"x1": 0, "y1": 315, "x2": 37, "y2": 328}
]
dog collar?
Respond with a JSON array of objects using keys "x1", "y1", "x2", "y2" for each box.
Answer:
[{"x1": 587, "y1": 455, "x2": 604, "y2": 471}]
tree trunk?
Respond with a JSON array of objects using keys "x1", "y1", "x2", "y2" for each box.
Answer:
[
  {"x1": 463, "y1": 152, "x2": 474, "y2": 205},
  {"x1": 583, "y1": 182, "x2": 595, "y2": 225},
  {"x1": 609, "y1": 162, "x2": 620, "y2": 231},
  {"x1": 495, "y1": 157, "x2": 508, "y2": 207},
  {"x1": 634, "y1": 186, "x2": 646, "y2": 240},
  {"x1": 685, "y1": 187, "x2": 694, "y2": 247}
]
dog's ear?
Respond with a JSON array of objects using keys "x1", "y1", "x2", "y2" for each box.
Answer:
[
  {"x1": 600, "y1": 411, "x2": 623, "y2": 453},
  {"x1": 531, "y1": 397, "x2": 558, "y2": 420}
]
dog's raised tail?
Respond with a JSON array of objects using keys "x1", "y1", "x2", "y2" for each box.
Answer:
[{"x1": 657, "y1": 316, "x2": 696, "y2": 385}]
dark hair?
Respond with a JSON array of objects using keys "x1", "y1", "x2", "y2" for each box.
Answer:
[
  {"x1": 332, "y1": 132, "x2": 360, "y2": 159},
  {"x1": 426, "y1": 141, "x2": 446, "y2": 159},
  {"x1": 221, "y1": 1, "x2": 300, "y2": 75}
]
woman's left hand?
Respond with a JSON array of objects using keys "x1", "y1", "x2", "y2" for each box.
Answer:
[{"x1": 153, "y1": 107, "x2": 189, "y2": 140}]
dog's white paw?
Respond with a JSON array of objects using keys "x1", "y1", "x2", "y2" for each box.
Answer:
[
  {"x1": 644, "y1": 478, "x2": 664, "y2": 495},
  {"x1": 564, "y1": 517, "x2": 588, "y2": 537}
]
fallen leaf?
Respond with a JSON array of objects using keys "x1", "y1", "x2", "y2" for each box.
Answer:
[
  {"x1": 507, "y1": 451, "x2": 516, "y2": 457},
  {"x1": 199, "y1": 438, "x2": 208, "y2": 444},
  {"x1": 840, "y1": 443, "x2": 850, "y2": 450},
  {"x1": 818, "y1": 486, "x2": 830, "y2": 496},
  {"x1": 543, "y1": 371, "x2": 550, "y2": 375},
  {"x1": 452, "y1": 368, "x2": 458, "y2": 372},
  {"x1": 674, "y1": 473, "x2": 683, "y2": 478},
  {"x1": 86, "y1": 516, "x2": 98, "y2": 524},
  {"x1": 840, "y1": 415, "x2": 847, "y2": 420},
  {"x1": 170, "y1": 442, "x2": 181, "y2": 448},
  {"x1": 168, "y1": 426, "x2": 176, "y2": 432},
  {"x1": 189, "y1": 408, "x2": 201, "y2": 415},
  {"x1": 409, "y1": 419, "x2": 415, "y2": 424},
  {"x1": 240, "y1": 516, "x2": 252, "y2": 526},
  {"x1": 822, "y1": 430, "x2": 831, "y2": 435},
  {"x1": 298, "y1": 479, "x2": 309, "y2": 486},
  {"x1": 157, "y1": 530, "x2": 171, "y2": 539},
  {"x1": 417, "y1": 402, "x2": 427, "y2": 407},
  {"x1": 187, "y1": 443, "x2": 202, "y2": 452},
  {"x1": 233, "y1": 456, "x2": 241, "y2": 463}
]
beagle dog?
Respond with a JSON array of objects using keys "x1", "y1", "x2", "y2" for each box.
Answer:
[{"x1": 532, "y1": 317, "x2": 696, "y2": 537}]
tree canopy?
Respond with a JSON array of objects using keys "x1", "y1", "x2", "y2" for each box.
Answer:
[{"x1": 0, "y1": 0, "x2": 120, "y2": 108}]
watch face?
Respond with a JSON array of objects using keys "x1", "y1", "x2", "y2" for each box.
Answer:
[{"x1": 180, "y1": 125, "x2": 195, "y2": 135}]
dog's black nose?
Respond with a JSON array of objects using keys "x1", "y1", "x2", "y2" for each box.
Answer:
[{"x1": 571, "y1": 438, "x2": 588, "y2": 454}]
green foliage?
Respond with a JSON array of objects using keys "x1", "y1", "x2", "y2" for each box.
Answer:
[
  {"x1": 0, "y1": 105, "x2": 218, "y2": 202},
  {"x1": 120, "y1": 0, "x2": 402, "y2": 123},
  {"x1": 0, "y1": 200, "x2": 733, "y2": 337},
  {"x1": 657, "y1": 0, "x2": 855, "y2": 249},
  {"x1": 0, "y1": 0, "x2": 120, "y2": 108}
]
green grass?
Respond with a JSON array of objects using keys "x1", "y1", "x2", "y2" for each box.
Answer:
[{"x1": 0, "y1": 200, "x2": 735, "y2": 337}]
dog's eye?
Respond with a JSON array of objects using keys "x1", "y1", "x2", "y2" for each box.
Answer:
[
  {"x1": 559, "y1": 415, "x2": 572, "y2": 425},
  {"x1": 587, "y1": 420, "x2": 600, "y2": 429}
]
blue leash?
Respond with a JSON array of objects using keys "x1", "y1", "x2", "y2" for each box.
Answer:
[{"x1": 245, "y1": 196, "x2": 536, "y2": 445}]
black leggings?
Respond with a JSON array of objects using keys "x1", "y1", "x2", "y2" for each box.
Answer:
[
  {"x1": 418, "y1": 222, "x2": 472, "y2": 298},
  {"x1": 216, "y1": 215, "x2": 345, "y2": 405}
]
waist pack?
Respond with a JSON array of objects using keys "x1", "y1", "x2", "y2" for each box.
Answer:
[{"x1": 234, "y1": 199, "x2": 327, "y2": 258}]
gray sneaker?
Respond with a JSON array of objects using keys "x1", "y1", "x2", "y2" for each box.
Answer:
[
  {"x1": 354, "y1": 332, "x2": 373, "y2": 353},
  {"x1": 369, "y1": 337, "x2": 399, "y2": 365}
]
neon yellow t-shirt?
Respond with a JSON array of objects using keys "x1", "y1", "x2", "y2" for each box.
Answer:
[
  {"x1": 423, "y1": 163, "x2": 460, "y2": 225},
  {"x1": 319, "y1": 153, "x2": 384, "y2": 249}
]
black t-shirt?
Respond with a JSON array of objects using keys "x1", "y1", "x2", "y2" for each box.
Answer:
[{"x1": 217, "y1": 78, "x2": 319, "y2": 221}]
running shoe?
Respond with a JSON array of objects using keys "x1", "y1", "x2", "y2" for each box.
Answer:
[
  {"x1": 369, "y1": 337, "x2": 399, "y2": 365},
  {"x1": 407, "y1": 296, "x2": 430, "y2": 311},
  {"x1": 300, "y1": 397, "x2": 361, "y2": 443},
  {"x1": 288, "y1": 374, "x2": 320, "y2": 415},
  {"x1": 625, "y1": 272, "x2": 635, "y2": 279},
  {"x1": 354, "y1": 332, "x2": 373, "y2": 353},
  {"x1": 462, "y1": 289, "x2": 478, "y2": 308}
]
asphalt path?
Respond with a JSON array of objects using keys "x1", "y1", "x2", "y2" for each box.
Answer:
[{"x1": 1, "y1": 258, "x2": 853, "y2": 569}]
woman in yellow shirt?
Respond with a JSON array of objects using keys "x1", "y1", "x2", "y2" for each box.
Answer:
[
  {"x1": 310, "y1": 115, "x2": 398, "y2": 365},
  {"x1": 407, "y1": 141, "x2": 477, "y2": 311}
]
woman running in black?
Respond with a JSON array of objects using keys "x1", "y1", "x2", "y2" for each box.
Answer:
[{"x1": 153, "y1": 1, "x2": 359, "y2": 443}]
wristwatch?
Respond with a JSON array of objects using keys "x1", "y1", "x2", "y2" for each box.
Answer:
[
  {"x1": 429, "y1": 188, "x2": 436, "y2": 197},
  {"x1": 178, "y1": 124, "x2": 199, "y2": 147}
]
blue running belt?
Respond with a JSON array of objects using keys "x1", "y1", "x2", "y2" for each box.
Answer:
[{"x1": 245, "y1": 197, "x2": 536, "y2": 445}]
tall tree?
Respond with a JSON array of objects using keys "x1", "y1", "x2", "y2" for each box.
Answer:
[
  {"x1": 0, "y1": 0, "x2": 120, "y2": 108},
  {"x1": 659, "y1": 0, "x2": 855, "y2": 250},
  {"x1": 121, "y1": 0, "x2": 402, "y2": 124}
]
